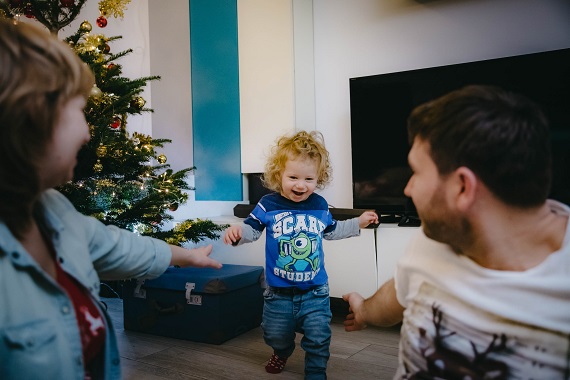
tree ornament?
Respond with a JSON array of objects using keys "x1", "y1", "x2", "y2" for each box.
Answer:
[
  {"x1": 96, "y1": 144, "x2": 108, "y2": 157},
  {"x1": 110, "y1": 115, "x2": 121, "y2": 130},
  {"x1": 98, "y1": 0, "x2": 132, "y2": 19},
  {"x1": 96, "y1": 15, "x2": 108, "y2": 28},
  {"x1": 151, "y1": 214, "x2": 162, "y2": 226},
  {"x1": 168, "y1": 203, "x2": 179, "y2": 212},
  {"x1": 90, "y1": 85, "x2": 103, "y2": 98},
  {"x1": 130, "y1": 96, "x2": 145, "y2": 110},
  {"x1": 83, "y1": 40, "x2": 97, "y2": 52},
  {"x1": 94, "y1": 160, "x2": 103, "y2": 172},
  {"x1": 107, "y1": 63, "x2": 115, "y2": 70},
  {"x1": 103, "y1": 43, "x2": 110, "y2": 53},
  {"x1": 60, "y1": 0, "x2": 75, "y2": 7},
  {"x1": 24, "y1": 3, "x2": 34, "y2": 18},
  {"x1": 80, "y1": 20, "x2": 92, "y2": 33},
  {"x1": 157, "y1": 154, "x2": 167, "y2": 164}
]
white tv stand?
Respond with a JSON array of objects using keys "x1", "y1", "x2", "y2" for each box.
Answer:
[{"x1": 187, "y1": 216, "x2": 419, "y2": 299}]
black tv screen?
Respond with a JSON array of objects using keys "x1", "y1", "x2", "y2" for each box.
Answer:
[{"x1": 350, "y1": 48, "x2": 570, "y2": 219}]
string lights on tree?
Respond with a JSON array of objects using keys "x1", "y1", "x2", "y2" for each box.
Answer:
[{"x1": 0, "y1": 0, "x2": 227, "y2": 245}]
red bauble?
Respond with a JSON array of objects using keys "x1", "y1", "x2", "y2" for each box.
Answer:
[
  {"x1": 96, "y1": 15, "x2": 108, "y2": 28},
  {"x1": 60, "y1": 0, "x2": 74, "y2": 7},
  {"x1": 110, "y1": 116, "x2": 121, "y2": 130},
  {"x1": 151, "y1": 215, "x2": 163, "y2": 226}
]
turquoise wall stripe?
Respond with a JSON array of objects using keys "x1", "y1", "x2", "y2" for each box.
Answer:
[{"x1": 190, "y1": 0, "x2": 242, "y2": 201}]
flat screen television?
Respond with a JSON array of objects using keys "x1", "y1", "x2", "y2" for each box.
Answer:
[{"x1": 350, "y1": 48, "x2": 570, "y2": 223}]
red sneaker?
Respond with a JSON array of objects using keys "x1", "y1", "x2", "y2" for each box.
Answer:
[{"x1": 265, "y1": 353, "x2": 288, "y2": 374}]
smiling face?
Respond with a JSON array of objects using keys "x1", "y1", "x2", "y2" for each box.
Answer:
[
  {"x1": 37, "y1": 96, "x2": 90, "y2": 190},
  {"x1": 280, "y1": 156, "x2": 319, "y2": 203},
  {"x1": 404, "y1": 137, "x2": 467, "y2": 245}
]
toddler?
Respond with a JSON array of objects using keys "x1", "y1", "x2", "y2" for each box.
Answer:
[{"x1": 224, "y1": 130, "x2": 378, "y2": 379}]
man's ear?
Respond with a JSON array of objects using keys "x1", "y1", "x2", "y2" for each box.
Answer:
[{"x1": 453, "y1": 166, "x2": 478, "y2": 212}]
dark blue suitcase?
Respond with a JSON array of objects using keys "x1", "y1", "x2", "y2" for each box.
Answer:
[{"x1": 123, "y1": 264, "x2": 264, "y2": 344}]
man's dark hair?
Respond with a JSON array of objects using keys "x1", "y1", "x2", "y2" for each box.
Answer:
[{"x1": 408, "y1": 85, "x2": 552, "y2": 207}]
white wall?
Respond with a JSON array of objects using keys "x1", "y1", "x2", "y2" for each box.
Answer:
[
  {"x1": 148, "y1": 0, "x2": 193, "y2": 176},
  {"x1": 312, "y1": 0, "x2": 570, "y2": 208},
  {"x1": 61, "y1": 0, "x2": 153, "y2": 136},
  {"x1": 238, "y1": 0, "x2": 296, "y2": 173},
  {"x1": 53, "y1": 0, "x2": 570, "y2": 214}
]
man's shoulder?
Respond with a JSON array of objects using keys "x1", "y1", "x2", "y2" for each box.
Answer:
[{"x1": 547, "y1": 199, "x2": 570, "y2": 216}]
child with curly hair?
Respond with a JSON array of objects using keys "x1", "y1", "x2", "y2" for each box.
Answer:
[{"x1": 224, "y1": 130, "x2": 378, "y2": 379}]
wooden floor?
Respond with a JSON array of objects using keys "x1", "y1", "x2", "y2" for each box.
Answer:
[{"x1": 103, "y1": 297, "x2": 400, "y2": 380}]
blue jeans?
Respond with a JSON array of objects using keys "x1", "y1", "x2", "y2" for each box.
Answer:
[{"x1": 261, "y1": 283, "x2": 332, "y2": 380}]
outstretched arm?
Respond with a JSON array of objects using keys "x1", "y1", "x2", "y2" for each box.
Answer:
[
  {"x1": 223, "y1": 225, "x2": 243, "y2": 245},
  {"x1": 170, "y1": 244, "x2": 222, "y2": 269},
  {"x1": 343, "y1": 278, "x2": 404, "y2": 331},
  {"x1": 358, "y1": 210, "x2": 379, "y2": 228}
]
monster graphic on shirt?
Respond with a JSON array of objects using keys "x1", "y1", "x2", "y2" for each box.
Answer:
[
  {"x1": 244, "y1": 193, "x2": 336, "y2": 289},
  {"x1": 278, "y1": 231, "x2": 319, "y2": 272}
]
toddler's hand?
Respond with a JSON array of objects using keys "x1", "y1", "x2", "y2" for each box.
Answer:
[
  {"x1": 358, "y1": 210, "x2": 379, "y2": 228},
  {"x1": 223, "y1": 225, "x2": 243, "y2": 245}
]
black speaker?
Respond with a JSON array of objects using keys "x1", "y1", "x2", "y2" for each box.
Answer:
[
  {"x1": 234, "y1": 204, "x2": 255, "y2": 218},
  {"x1": 248, "y1": 173, "x2": 272, "y2": 204}
]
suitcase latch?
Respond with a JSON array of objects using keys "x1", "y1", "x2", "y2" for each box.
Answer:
[
  {"x1": 185, "y1": 282, "x2": 202, "y2": 305},
  {"x1": 134, "y1": 279, "x2": 146, "y2": 299}
]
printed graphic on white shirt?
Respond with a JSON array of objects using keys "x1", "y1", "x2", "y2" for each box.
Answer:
[{"x1": 399, "y1": 282, "x2": 569, "y2": 379}]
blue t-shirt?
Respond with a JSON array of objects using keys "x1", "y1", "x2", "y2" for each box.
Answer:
[{"x1": 244, "y1": 192, "x2": 337, "y2": 289}]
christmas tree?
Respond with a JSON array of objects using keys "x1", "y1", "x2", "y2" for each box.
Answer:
[{"x1": 0, "y1": 0, "x2": 227, "y2": 245}]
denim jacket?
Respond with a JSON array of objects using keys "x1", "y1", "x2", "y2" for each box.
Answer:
[{"x1": 0, "y1": 189, "x2": 171, "y2": 379}]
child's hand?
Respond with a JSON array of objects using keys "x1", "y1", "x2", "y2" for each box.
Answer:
[
  {"x1": 358, "y1": 210, "x2": 379, "y2": 228},
  {"x1": 223, "y1": 225, "x2": 243, "y2": 245}
]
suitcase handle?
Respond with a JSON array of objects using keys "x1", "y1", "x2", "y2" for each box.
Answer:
[{"x1": 149, "y1": 299, "x2": 184, "y2": 315}]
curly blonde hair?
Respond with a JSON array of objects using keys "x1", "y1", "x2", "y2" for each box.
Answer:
[{"x1": 262, "y1": 130, "x2": 332, "y2": 193}]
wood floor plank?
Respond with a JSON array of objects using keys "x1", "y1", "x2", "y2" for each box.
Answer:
[
  {"x1": 122, "y1": 357, "x2": 207, "y2": 380},
  {"x1": 103, "y1": 297, "x2": 400, "y2": 380},
  {"x1": 138, "y1": 346, "x2": 304, "y2": 379}
]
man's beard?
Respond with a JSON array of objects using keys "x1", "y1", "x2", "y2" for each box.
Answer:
[{"x1": 419, "y1": 187, "x2": 473, "y2": 254}]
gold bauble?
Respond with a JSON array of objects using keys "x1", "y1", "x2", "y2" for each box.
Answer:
[
  {"x1": 130, "y1": 96, "x2": 146, "y2": 110},
  {"x1": 80, "y1": 20, "x2": 92, "y2": 33},
  {"x1": 157, "y1": 154, "x2": 167, "y2": 164},
  {"x1": 96, "y1": 144, "x2": 108, "y2": 157},
  {"x1": 90, "y1": 85, "x2": 103, "y2": 98},
  {"x1": 94, "y1": 160, "x2": 103, "y2": 172}
]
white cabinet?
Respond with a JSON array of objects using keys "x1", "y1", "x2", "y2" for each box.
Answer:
[
  {"x1": 376, "y1": 225, "x2": 420, "y2": 288},
  {"x1": 323, "y1": 228, "x2": 377, "y2": 298},
  {"x1": 325, "y1": 225, "x2": 419, "y2": 298},
  {"x1": 193, "y1": 216, "x2": 419, "y2": 299}
]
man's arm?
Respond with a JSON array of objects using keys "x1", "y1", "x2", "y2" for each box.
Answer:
[{"x1": 342, "y1": 278, "x2": 404, "y2": 331}]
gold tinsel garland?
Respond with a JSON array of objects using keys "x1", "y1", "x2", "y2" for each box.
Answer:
[{"x1": 98, "y1": 0, "x2": 132, "y2": 19}]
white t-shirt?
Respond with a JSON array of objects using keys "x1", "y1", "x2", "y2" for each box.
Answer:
[{"x1": 394, "y1": 200, "x2": 570, "y2": 379}]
